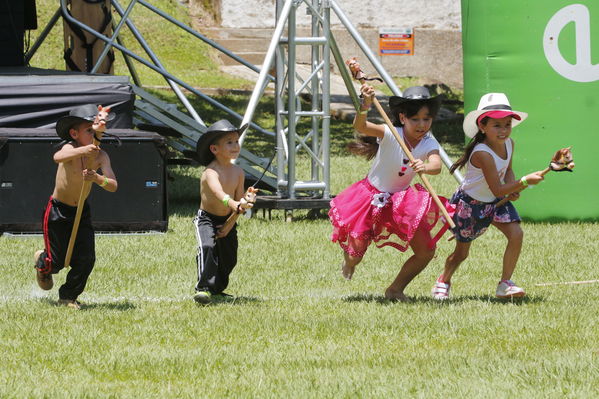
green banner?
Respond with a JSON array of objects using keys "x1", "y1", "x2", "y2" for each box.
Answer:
[{"x1": 462, "y1": 0, "x2": 599, "y2": 220}]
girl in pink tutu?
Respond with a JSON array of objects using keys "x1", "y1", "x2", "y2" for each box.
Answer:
[{"x1": 329, "y1": 84, "x2": 454, "y2": 301}]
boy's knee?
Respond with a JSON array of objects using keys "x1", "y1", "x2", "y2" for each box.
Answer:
[{"x1": 70, "y1": 255, "x2": 95, "y2": 273}]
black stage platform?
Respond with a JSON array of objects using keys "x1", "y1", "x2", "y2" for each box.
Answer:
[{"x1": 252, "y1": 196, "x2": 331, "y2": 220}]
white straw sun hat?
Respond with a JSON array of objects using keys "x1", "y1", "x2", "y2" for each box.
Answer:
[{"x1": 463, "y1": 93, "x2": 528, "y2": 138}]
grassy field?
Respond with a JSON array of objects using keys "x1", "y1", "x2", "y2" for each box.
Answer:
[
  {"x1": 1, "y1": 156, "x2": 599, "y2": 398},
  {"x1": 4, "y1": 1, "x2": 597, "y2": 398}
]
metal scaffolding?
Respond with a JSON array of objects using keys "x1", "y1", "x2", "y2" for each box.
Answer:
[
  {"x1": 238, "y1": 0, "x2": 462, "y2": 202},
  {"x1": 25, "y1": 0, "x2": 461, "y2": 208},
  {"x1": 238, "y1": 0, "x2": 332, "y2": 200}
]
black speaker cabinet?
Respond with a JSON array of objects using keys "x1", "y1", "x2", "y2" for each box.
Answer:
[
  {"x1": 0, "y1": 128, "x2": 168, "y2": 233},
  {"x1": 24, "y1": 0, "x2": 37, "y2": 30},
  {"x1": 0, "y1": 0, "x2": 25, "y2": 66}
]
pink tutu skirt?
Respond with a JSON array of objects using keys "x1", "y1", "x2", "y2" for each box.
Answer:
[{"x1": 329, "y1": 178, "x2": 454, "y2": 257}]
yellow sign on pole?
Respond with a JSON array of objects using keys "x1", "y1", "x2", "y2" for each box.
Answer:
[{"x1": 379, "y1": 28, "x2": 414, "y2": 56}]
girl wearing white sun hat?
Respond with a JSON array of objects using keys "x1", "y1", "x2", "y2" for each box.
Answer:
[
  {"x1": 431, "y1": 92, "x2": 545, "y2": 301},
  {"x1": 462, "y1": 92, "x2": 528, "y2": 138}
]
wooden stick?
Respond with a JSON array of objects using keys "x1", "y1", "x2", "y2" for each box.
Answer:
[
  {"x1": 64, "y1": 147, "x2": 97, "y2": 268},
  {"x1": 64, "y1": 106, "x2": 109, "y2": 268},
  {"x1": 216, "y1": 187, "x2": 257, "y2": 238},
  {"x1": 217, "y1": 211, "x2": 241, "y2": 238},
  {"x1": 349, "y1": 61, "x2": 455, "y2": 228},
  {"x1": 535, "y1": 279, "x2": 599, "y2": 287},
  {"x1": 495, "y1": 167, "x2": 551, "y2": 208},
  {"x1": 496, "y1": 147, "x2": 574, "y2": 208},
  {"x1": 216, "y1": 155, "x2": 273, "y2": 238}
]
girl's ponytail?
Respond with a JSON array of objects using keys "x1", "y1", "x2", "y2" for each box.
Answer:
[
  {"x1": 347, "y1": 135, "x2": 379, "y2": 160},
  {"x1": 450, "y1": 131, "x2": 485, "y2": 173}
]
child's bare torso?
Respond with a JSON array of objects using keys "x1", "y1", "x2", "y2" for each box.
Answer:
[
  {"x1": 52, "y1": 152, "x2": 102, "y2": 206},
  {"x1": 200, "y1": 163, "x2": 242, "y2": 216}
]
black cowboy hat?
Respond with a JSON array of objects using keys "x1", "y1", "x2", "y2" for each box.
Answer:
[
  {"x1": 55, "y1": 104, "x2": 115, "y2": 141},
  {"x1": 196, "y1": 119, "x2": 248, "y2": 166},
  {"x1": 388, "y1": 86, "x2": 443, "y2": 115}
]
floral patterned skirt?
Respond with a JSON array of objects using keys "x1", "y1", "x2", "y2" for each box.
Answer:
[
  {"x1": 329, "y1": 178, "x2": 454, "y2": 257},
  {"x1": 451, "y1": 189, "x2": 521, "y2": 242}
]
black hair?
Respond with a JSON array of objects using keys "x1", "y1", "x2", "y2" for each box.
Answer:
[
  {"x1": 348, "y1": 98, "x2": 441, "y2": 160},
  {"x1": 449, "y1": 116, "x2": 489, "y2": 173}
]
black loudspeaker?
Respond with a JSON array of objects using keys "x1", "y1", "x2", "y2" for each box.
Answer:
[
  {"x1": 0, "y1": 128, "x2": 168, "y2": 233},
  {"x1": 24, "y1": 0, "x2": 37, "y2": 30},
  {"x1": 0, "y1": 0, "x2": 25, "y2": 66}
]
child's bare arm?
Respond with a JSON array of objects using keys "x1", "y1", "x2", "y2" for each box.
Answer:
[
  {"x1": 83, "y1": 151, "x2": 117, "y2": 192},
  {"x1": 475, "y1": 152, "x2": 517, "y2": 197},
  {"x1": 225, "y1": 169, "x2": 253, "y2": 213},
  {"x1": 53, "y1": 143, "x2": 99, "y2": 164},
  {"x1": 411, "y1": 150, "x2": 442, "y2": 175},
  {"x1": 504, "y1": 165, "x2": 517, "y2": 184},
  {"x1": 503, "y1": 159, "x2": 521, "y2": 200},
  {"x1": 232, "y1": 170, "x2": 253, "y2": 212},
  {"x1": 353, "y1": 83, "x2": 385, "y2": 138},
  {"x1": 475, "y1": 152, "x2": 543, "y2": 197},
  {"x1": 234, "y1": 171, "x2": 245, "y2": 202},
  {"x1": 504, "y1": 140, "x2": 517, "y2": 184},
  {"x1": 216, "y1": 185, "x2": 257, "y2": 239}
]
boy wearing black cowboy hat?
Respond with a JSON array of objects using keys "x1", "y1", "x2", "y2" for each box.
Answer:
[
  {"x1": 192, "y1": 119, "x2": 255, "y2": 304},
  {"x1": 33, "y1": 104, "x2": 118, "y2": 309}
]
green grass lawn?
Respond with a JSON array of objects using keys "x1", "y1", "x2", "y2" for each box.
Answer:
[
  {"x1": 5, "y1": 1, "x2": 596, "y2": 397},
  {"x1": 1, "y1": 155, "x2": 598, "y2": 398}
]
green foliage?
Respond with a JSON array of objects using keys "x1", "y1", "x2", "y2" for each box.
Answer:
[{"x1": 28, "y1": 0, "x2": 251, "y2": 89}]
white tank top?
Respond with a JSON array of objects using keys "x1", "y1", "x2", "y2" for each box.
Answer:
[{"x1": 461, "y1": 140, "x2": 513, "y2": 202}]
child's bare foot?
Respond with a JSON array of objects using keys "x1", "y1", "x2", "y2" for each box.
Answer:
[
  {"x1": 341, "y1": 261, "x2": 355, "y2": 280},
  {"x1": 384, "y1": 288, "x2": 409, "y2": 302}
]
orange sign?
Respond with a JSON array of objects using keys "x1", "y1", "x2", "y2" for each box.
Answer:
[{"x1": 379, "y1": 28, "x2": 414, "y2": 56}]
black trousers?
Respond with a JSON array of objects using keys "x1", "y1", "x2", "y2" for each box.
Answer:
[
  {"x1": 193, "y1": 209, "x2": 238, "y2": 294},
  {"x1": 37, "y1": 197, "x2": 95, "y2": 301}
]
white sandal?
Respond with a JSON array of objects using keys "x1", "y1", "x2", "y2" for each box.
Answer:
[{"x1": 432, "y1": 276, "x2": 451, "y2": 300}]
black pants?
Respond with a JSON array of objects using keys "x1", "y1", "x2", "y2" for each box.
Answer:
[
  {"x1": 193, "y1": 209, "x2": 238, "y2": 294},
  {"x1": 37, "y1": 197, "x2": 95, "y2": 301}
]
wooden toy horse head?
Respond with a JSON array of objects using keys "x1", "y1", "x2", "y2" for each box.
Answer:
[{"x1": 549, "y1": 147, "x2": 575, "y2": 172}]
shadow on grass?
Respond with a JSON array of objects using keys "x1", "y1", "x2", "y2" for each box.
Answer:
[
  {"x1": 342, "y1": 293, "x2": 544, "y2": 305},
  {"x1": 342, "y1": 293, "x2": 395, "y2": 305},
  {"x1": 197, "y1": 295, "x2": 262, "y2": 306},
  {"x1": 35, "y1": 297, "x2": 136, "y2": 311},
  {"x1": 82, "y1": 301, "x2": 137, "y2": 311},
  {"x1": 433, "y1": 294, "x2": 545, "y2": 305}
]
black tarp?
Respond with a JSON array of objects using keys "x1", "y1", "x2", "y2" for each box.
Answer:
[{"x1": 0, "y1": 67, "x2": 134, "y2": 129}]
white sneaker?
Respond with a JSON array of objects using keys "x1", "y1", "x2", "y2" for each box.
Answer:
[
  {"x1": 432, "y1": 276, "x2": 450, "y2": 300},
  {"x1": 496, "y1": 280, "x2": 526, "y2": 298}
]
